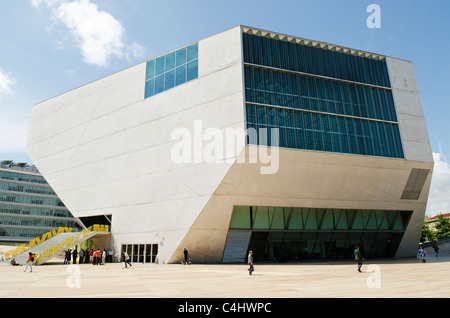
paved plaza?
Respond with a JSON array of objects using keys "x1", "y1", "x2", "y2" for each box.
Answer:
[{"x1": 1, "y1": 245, "x2": 449, "y2": 299}]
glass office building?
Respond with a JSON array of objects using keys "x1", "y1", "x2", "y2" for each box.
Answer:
[
  {"x1": 26, "y1": 26, "x2": 433, "y2": 264},
  {"x1": 0, "y1": 161, "x2": 78, "y2": 243}
]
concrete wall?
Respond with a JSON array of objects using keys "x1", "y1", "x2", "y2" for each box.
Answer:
[
  {"x1": 386, "y1": 57, "x2": 434, "y2": 256},
  {"x1": 26, "y1": 25, "x2": 245, "y2": 264},
  {"x1": 386, "y1": 57, "x2": 433, "y2": 163}
]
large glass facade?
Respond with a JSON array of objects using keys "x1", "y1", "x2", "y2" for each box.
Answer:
[
  {"x1": 243, "y1": 30, "x2": 403, "y2": 159},
  {"x1": 226, "y1": 206, "x2": 412, "y2": 262},
  {"x1": 145, "y1": 42, "x2": 198, "y2": 99},
  {"x1": 243, "y1": 32, "x2": 390, "y2": 87}
]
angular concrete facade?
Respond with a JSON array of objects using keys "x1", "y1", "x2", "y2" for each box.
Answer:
[{"x1": 26, "y1": 26, "x2": 433, "y2": 264}]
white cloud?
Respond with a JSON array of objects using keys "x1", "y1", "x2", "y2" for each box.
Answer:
[
  {"x1": 126, "y1": 41, "x2": 147, "y2": 62},
  {"x1": 426, "y1": 151, "x2": 450, "y2": 217},
  {"x1": 0, "y1": 68, "x2": 17, "y2": 97},
  {"x1": 30, "y1": 0, "x2": 63, "y2": 8},
  {"x1": 30, "y1": 0, "x2": 146, "y2": 67}
]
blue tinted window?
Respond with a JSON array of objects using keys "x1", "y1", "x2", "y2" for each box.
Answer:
[
  {"x1": 165, "y1": 70, "x2": 175, "y2": 90},
  {"x1": 393, "y1": 125, "x2": 404, "y2": 158},
  {"x1": 187, "y1": 43, "x2": 198, "y2": 62},
  {"x1": 176, "y1": 64, "x2": 187, "y2": 86},
  {"x1": 155, "y1": 74, "x2": 164, "y2": 94},
  {"x1": 176, "y1": 48, "x2": 187, "y2": 66},
  {"x1": 144, "y1": 42, "x2": 198, "y2": 99},
  {"x1": 243, "y1": 41, "x2": 403, "y2": 159},
  {"x1": 145, "y1": 79, "x2": 154, "y2": 98},
  {"x1": 146, "y1": 60, "x2": 155, "y2": 80},
  {"x1": 187, "y1": 60, "x2": 198, "y2": 81},
  {"x1": 243, "y1": 32, "x2": 390, "y2": 88},
  {"x1": 165, "y1": 52, "x2": 175, "y2": 72},
  {"x1": 155, "y1": 56, "x2": 165, "y2": 76}
]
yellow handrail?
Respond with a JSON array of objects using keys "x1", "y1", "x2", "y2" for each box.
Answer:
[{"x1": 4, "y1": 224, "x2": 109, "y2": 261}]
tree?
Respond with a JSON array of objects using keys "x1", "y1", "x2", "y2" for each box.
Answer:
[
  {"x1": 435, "y1": 214, "x2": 450, "y2": 239},
  {"x1": 421, "y1": 218, "x2": 436, "y2": 242}
]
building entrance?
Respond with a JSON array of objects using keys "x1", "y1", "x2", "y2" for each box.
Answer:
[{"x1": 121, "y1": 244, "x2": 158, "y2": 264}]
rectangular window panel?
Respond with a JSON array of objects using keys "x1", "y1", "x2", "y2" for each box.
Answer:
[
  {"x1": 312, "y1": 113, "x2": 324, "y2": 151},
  {"x1": 229, "y1": 206, "x2": 251, "y2": 230},
  {"x1": 322, "y1": 115, "x2": 333, "y2": 152},
  {"x1": 187, "y1": 43, "x2": 198, "y2": 62},
  {"x1": 164, "y1": 69, "x2": 175, "y2": 91},
  {"x1": 146, "y1": 59, "x2": 155, "y2": 80},
  {"x1": 187, "y1": 59, "x2": 198, "y2": 82},
  {"x1": 144, "y1": 79, "x2": 154, "y2": 98},
  {"x1": 277, "y1": 108, "x2": 287, "y2": 147},
  {"x1": 304, "y1": 113, "x2": 315, "y2": 150},
  {"x1": 165, "y1": 52, "x2": 175, "y2": 72},
  {"x1": 253, "y1": 207, "x2": 269, "y2": 230},
  {"x1": 393, "y1": 125, "x2": 404, "y2": 158},
  {"x1": 155, "y1": 56, "x2": 165, "y2": 76},
  {"x1": 155, "y1": 74, "x2": 165, "y2": 94},
  {"x1": 144, "y1": 42, "x2": 198, "y2": 99},
  {"x1": 329, "y1": 115, "x2": 341, "y2": 153},
  {"x1": 176, "y1": 64, "x2": 187, "y2": 86},
  {"x1": 176, "y1": 47, "x2": 187, "y2": 66}
]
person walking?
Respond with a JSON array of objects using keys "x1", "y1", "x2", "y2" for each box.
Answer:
[
  {"x1": 418, "y1": 246, "x2": 428, "y2": 262},
  {"x1": 433, "y1": 245, "x2": 439, "y2": 258},
  {"x1": 72, "y1": 248, "x2": 78, "y2": 265},
  {"x1": 183, "y1": 248, "x2": 189, "y2": 265},
  {"x1": 354, "y1": 245, "x2": 364, "y2": 272},
  {"x1": 24, "y1": 252, "x2": 34, "y2": 272},
  {"x1": 64, "y1": 249, "x2": 71, "y2": 264},
  {"x1": 123, "y1": 251, "x2": 132, "y2": 269},
  {"x1": 248, "y1": 251, "x2": 254, "y2": 275},
  {"x1": 79, "y1": 248, "x2": 85, "y2": 264},
  {"x1": 89, "y1": 249, "x2": 94, "y2": 263}
]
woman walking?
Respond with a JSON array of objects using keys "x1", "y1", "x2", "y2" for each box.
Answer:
[
  {"x1": 248, "y1": 251, "x2": 254, "y2": 275},
  {"x1": 418, "y1": 246, "x2": 428, "y2": 263},
  {"x1": 24, "y1": 252, "x2": 34, "y2": 272}
]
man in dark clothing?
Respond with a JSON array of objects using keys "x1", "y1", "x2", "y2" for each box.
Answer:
[
  {"x1": 354, "y1": 245, "x2": 364, "y2": 272},
  {"x1": 79, "y1": 248, "x2": 85, "y2": 264},
  {"x1": 248, "y1": 251, "x2": 254, "y2": 275},
  {"x1": 433, "y1": 245, "x2": 440, "y2": 257},
  {"x1": 64, "y1": 249, "x2": 71, "y2": 264},
  {"x1": 183, "y1": 248, "x2": 189, "y2": 265},
  {"x1": 72, "y1": 248, "x2": 78, "y2": 265}
]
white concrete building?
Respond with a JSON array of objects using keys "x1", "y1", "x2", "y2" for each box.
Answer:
[{"x1": 26, "y1": 26, "x2": 433, "y2": 264}]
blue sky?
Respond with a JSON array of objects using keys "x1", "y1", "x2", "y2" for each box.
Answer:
[{"x1": 1, "y1": 0, "x2": 449, "y2": 216}]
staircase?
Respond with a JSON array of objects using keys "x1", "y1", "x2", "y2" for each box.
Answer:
[{"x1": 2, "y1": 224, "x2": 109, "y2": 265}]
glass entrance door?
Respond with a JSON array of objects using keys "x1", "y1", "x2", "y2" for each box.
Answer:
[{"x1": 121, "y1": 244, "x2": 158, "y2": 264}]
